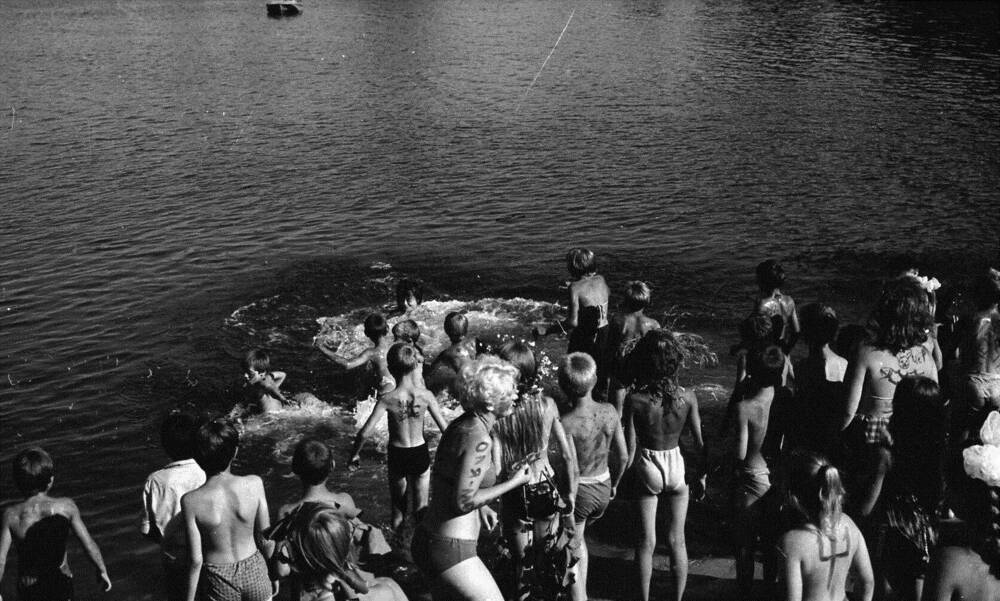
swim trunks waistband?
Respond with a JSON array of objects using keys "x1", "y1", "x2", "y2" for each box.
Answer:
[{"x1": 578, "y1": 470, "x2": 610, "y2": 485}]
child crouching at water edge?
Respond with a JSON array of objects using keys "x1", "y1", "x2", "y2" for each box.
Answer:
[
  {"x1": 779, "y1": 451, "x2": 873, "y2": 601},
  {"x1": 242, "y1": 348, "x2": 294, "y2": 413}
]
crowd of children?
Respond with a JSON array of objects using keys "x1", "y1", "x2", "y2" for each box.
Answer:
[{"x1": 2, "y1": 251, "x2": 999, "y2": 601}]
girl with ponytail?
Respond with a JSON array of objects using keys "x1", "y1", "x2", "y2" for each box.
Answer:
[{"x1": 780, "y1": 451, "x2": 873, "y2": 601}]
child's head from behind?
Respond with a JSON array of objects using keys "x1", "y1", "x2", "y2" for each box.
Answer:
[
  {"x1": 283, "y1": 503, "x2": 369, "y2": 593},
  {"x1": 363, "y1": 313, "x2": 390, "y2": 343},
  {"x1": 800, "y1": 303, "x2": 839, "y2": 348},
  {"x1": 566, "y1": 248, "x2": 597, "y2": 278},
  {"x1": 498, "y1": 340, "x2": 537, "y2": 389},
  {"x1": 392, "y1": 319, "x2": 421, "y2": 345},
  {"x1": 632, "y1": 329, "x2": 684, "y2": 386},
  {"x1": 456, "y1": 355, "x2": 519, "y2": 416},
  {"x1": 161, "y1": 410, "x2": 200, "y2": 461},
  {"x1": 292, "y1": 438, "x2": 333, "y2": 486},
  {"x1": 786, "y1": 450, "x2": 844, "y2": 535},
  {"x1": 871, "y1": 276, "x2": 933, "y2": 353},
  {"x1": 13, "y1": 447, "x2": 54, "y2": 495},
  {"x1": 242, "y1": 348, "x2": 270, "y2": 376},
  {"x1": 387, "y1": 343, "x2": 421, "y2": 381},
  {"x1": 444, "y1": 312, "x2": 469, "y2": 342},
  {"x1": 395, "y1": 279, "x2": 423, "y2": 312},
  {"x1": 194, "y1": 417, "x2": 239, "y2": 475},
  {"x1": 622, "y1": 281, "x2": 652, "y2": 313},
  {"x1": 755, "y1": 259, "x2": 786, "y2": 292},
  {"x1": 558, "y1": 352, "x2": 597, "y2": 402},
  {"x1": 739, "y1": 314, "x2": 775, "y2": 349},
  {"x1": 747, "y1": 345, "x2": 785, "y2": 389}
]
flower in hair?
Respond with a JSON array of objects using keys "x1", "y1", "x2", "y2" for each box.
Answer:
[
  {"x1": 913, "y1": 275, "x2": 941, "y2": 293},
  {"x1": 963, "y1": 411, "x2": 1000, "y2": 487}
]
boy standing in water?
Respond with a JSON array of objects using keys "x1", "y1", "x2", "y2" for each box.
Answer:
[
  {"x1": 559, "y1": 353, "x2": 627, "y2": 601},
  {"x1": 607, "y1": 281, "x2": 662, "y2": 415},
  {"x1": 182, "y1": 418, "x2": 274, "y2": 601},
  {"x1": 430, "y1": 312, "x2": 478, "y2": 375},
  {"x1": 732, "y1": 345, "x2": 786, "y2": 599},
  {"x1": 350, "y1": 343, "x2": 448, "y2": 531},
  {"x1": 536, "y1": 248, "x2": 611, "y2": 398},
  {"x1": 0, "y1": 447, "x2": 112, "y2": 600},
  {"x1": 316, "y1": 313, "x2": 395, "y2": 396},
  {"x1": 141, "y1": 411, "x2": 206, "y2": 601},
  {"x1": 754, "y1": 259, "x2": 800, "y2": 354}
]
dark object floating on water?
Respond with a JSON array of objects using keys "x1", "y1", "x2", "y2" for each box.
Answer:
[{"x1": 267, "y1": 0, "x2": 301, "y2": 17}]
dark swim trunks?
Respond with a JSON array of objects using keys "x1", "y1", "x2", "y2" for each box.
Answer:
[
  {"x1": 387, "y1": 442, "x2": 431, "y2": 476},
  {"x1": 410, "y1": 525, "x2": 478, "y2": 577}
]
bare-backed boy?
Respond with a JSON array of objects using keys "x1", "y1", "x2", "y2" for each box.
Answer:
[
  {"x1": 429, "y1": 312, "x2": 477, "y2": 376},
  {"x1": 558, "y1": 352, "x2": 627, "y2": 601},
  {"x1": 350, "y1": 343, "x2": 447, "y2": 531},
  {"x1": 182, "y1": 418, "x2": 273, "y2": 601},
  {"x1": 0, "y1": 447, "x2": 112, "y2": 600},
  {"x1": 316, "y1": 313, "x2": 395, "y2": 396},
  {"x1": 141, "y1": 411, "x2": 206, "y2": 601},
  {"x1": 607, "y1": 281, "x2": 662, "y2": 414}
]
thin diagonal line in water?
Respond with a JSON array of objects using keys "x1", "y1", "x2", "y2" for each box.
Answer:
[{"x1": 515, "y1": 8, "x2": 575, "y2": 114}]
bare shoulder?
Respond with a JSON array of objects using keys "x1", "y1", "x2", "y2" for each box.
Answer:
[
  {"x1": 779, "y1": 527, "x2": 813, "y2": 556},
  {"x1": 53, "y1": 496, "x2": 80, "y2": 517},
  {"x1": 597, "y1": 402, "x2": 619, "y2": 423}
]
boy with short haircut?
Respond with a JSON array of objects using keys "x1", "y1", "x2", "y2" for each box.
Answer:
[
  {"x1": 429, "y1": 312, "x2": 478, "y2": 375},
  {"x1": 141, "y1": 411, "x2": 206, "y2": 601},
  {"x1": 242, "y1": 348, "x2": 293, "y2": 413},
  {"x1": 316, "y1": 313, "x2": 395, "y2": 395},
  {"x1": 558, "y1": 353, "x2": 627, "y2": 601},
  {"x1": 182, "y1": 418, "x2": 273, "y2": 601},
  {"x1": 0, "y1": 447, "x2": 112, "y2": 600},
  {"x1": 349, "y1": 343, "x2": 447, "y2": 531},
  {"x1": 607, "y1": 281, "x2": 662, "y2": 415},
  {"x1": 732, "y1": 345, "x2": 786, "y2": 599}
]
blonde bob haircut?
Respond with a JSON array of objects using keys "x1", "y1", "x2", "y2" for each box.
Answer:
[{"x1": 456, "y1": 355, "x2": 520, "y2": 413}]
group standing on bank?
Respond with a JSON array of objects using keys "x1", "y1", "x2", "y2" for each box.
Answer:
[{"x1": 1, "y1": 249, "x2": 999, "y2": 601}]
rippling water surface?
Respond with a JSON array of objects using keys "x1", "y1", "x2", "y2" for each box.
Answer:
[{"x1": 1, "y1": 0, "x2": 998, "y2": 597}]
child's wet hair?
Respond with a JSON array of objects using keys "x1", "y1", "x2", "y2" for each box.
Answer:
[
  {"x1": 558, "y1": 352, "x2": 598, "y2": 401},
  {"x1": 632, "y1": 329, "x2": 684, "y2": 390},
  {"x1": 161, "y1": 410, "x2": 200, "y2": 461},
  {"x1": 194, "y1": 417, "x2": 239, "y2": 475},
  {"x1": 747, "y1": 345, "x2": 785, "y2": 388},
  {"x1": 566, "y1": 247, "x2": 597, "y2": 278},
  {"x1": 622, "y1": 281, "x2": 652, "y2": 312},
  {"x1": 870, "y1": 276, "x2": 933, "y2": 353},
  {"x1": 392, "y1": 319, "x2": 421, "y2": 345},
  {"x1": 498, "y1": 340, "x2": 538, "y2": 388},
  {"x1": 363, "y1": 313, "x2": 389, "y2": 342},
  {"x1": 444, "y1": 312, "x2": 468, "y2": 340},
  {"x1": 242, "y1": 348, "x2": 270, "y2": 373},
  {"x1": 281, "y1": 503, "x2": 370, "y2": 593},
  {"x1": 800, "y1": 303, "x2": 839, "y2": 347},
  {"x1": 292, "y1": 438, "x2": 333, "y2": 486},
  {"x1": 395, "y1": 278, "x2": 423, "y2": 312},
  {"x1": 785, "y1": 450, "x2": 844, "y2": 536},
  {"x1": 755, "y1": 259, "x2": 786, "y2": 292},
  {"x1": 387, "y1": 342, "x2": 421, "y2": 380},
  {"x1": 13, "y1": 447, "x2": 54, "y2": 495}
]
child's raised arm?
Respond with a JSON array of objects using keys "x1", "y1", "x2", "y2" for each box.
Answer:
[
  {"x1": 349, "y1": 398, "x2": 388, "y2": 469},
  {"x1": 67, "y1": 499, "x2": 111, "y2": 592}
]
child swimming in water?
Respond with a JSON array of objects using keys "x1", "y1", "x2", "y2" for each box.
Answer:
[
  {"x1": 0, "y1": 447, "x2": 112, "y2": 600},
  {"x1": 272, "y1": 503, "x2": 409, "y2": 601},
  {"x1": 316, "y1": 313, "x2": 395, "y2": 396},
  {"x1": 242, "y1": 348, "x2": 293, "y2": 413},
  {"x1": 779, "y1": 450, "x2": 873, "y2": 601}
]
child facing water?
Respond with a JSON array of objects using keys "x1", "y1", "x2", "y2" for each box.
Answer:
[
  {"x1": 429, "y1": 312, "x2": 478, "y2": 376},
  {"x1": 349, "y1": 342, "x2": 447, "y2": 532},
  {"x1": 607, "y1": 281, "x2": 661, "y2": 415},
  {"x1": 559, "y1": 352, "x2": 627, "y2": 601},
  {"x1": 0, "y1": 447, "x2": 112, "y2": 600},
  {"x1": 316, "y1": 313, "x2": 395, "y2": 396},
  {"x1": 754, "y1": 259, "x2": 801, "y2": 354},
  {"x1": 779, "y1": 450, "x2": 873, "y2": 601}
]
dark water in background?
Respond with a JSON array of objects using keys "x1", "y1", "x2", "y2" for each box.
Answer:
[{"x1": 1, "y1": 0, "x2": 998, "y2": 595}]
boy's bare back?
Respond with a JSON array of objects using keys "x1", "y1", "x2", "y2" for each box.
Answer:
[
  {"x1": 562, "y1": 401, "x2": 620, "y2": 477},
  {"x1": 182, "y1": 474, "x2": 267, "y2": 564},
  {"x1": 380, "y1": 387, "x2": 439, "y2": 448},
  {"x1": 627, "y1": 388, "x2": 695, "y2": 451},
  {"x1": 736, "y1": 390, "x2": 772, "y2": 467}
]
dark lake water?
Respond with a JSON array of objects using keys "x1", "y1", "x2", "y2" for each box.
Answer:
[{"x1": 1, "y1": 0, "x2": 998, "y2": 597}]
